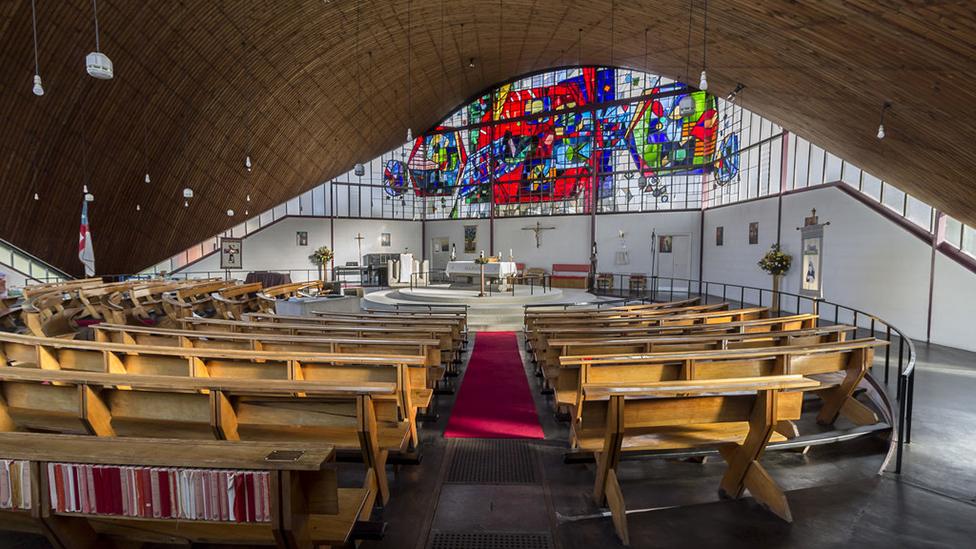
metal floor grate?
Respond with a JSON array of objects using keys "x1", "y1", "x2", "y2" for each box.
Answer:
[
  {"x1": 446, "y1": 439, "x2": 539, "y2": 484},
  {"x1": 429, "y1": 531, "x2": 553, "y2": 549}
]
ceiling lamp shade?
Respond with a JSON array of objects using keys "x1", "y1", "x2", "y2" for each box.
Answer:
[
  {"x1": 699, "y1": 70, "x2": 708, "y2": 91},
  {"x1": 144, "y1": 172, "x2": 151, "y2": 184},
  {"x1": 226, "y1": 209, "x2": 235, "y2": 216},
  {"x1": 30, "y1": 0, "x2": 43, "y2": 96},
  {"x1": 245, "y1": 155, "x2": 252, "y2": 172},
  {"x1": 85, "y1": 51, "x2": 113, "y2": 79},
  {"x1": 182, "y1": 188, "x2": 193, "y2": 198},
  {"x1": 406, "y1": 127, "x2": 413, "y2": 142},
  {"x1": 678, "y1": 94, "x2": 696, "y2": 115},
  {"x1": 84, "y1": 192, "x2": 94, "y2": 202},
  {"x1": 136, "y1": 204, "x2": 140, "y2": 211},
  {"x1": 354, "y1": 163, "x2": 365, "y2": 176},
  {"x1": 85, "y1": 0, "x2": 113, "y2": 79},
  {"x1": 33, "y1": 193, "x2": 39, "y2": 201}
]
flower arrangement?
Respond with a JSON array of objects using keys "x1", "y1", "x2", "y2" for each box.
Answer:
[
  {"x1": 308, "y1": 246, "x2": 334, "y2": 267},
  {"x1": 757, "y1": 244, "x2": 792, "y2": 276}
]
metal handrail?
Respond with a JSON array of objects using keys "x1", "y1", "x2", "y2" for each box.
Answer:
[{"x1": 530, "y1": 272, "x2": 916, "y2": 475}]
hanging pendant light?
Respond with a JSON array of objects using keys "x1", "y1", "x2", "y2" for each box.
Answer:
[
  {"x1": 226, "y1": 209, "x2": 235, "y2": 217},
  {"x1": 34, "y1": 193, "x2": 39, "y2": 201},
  {"x1": 698, "y1": 0, "x2": 708, "y2": 91},
  {"x1": 183, "y1": 188, "x2": 193, "y2": 199},
  {"x1": 136, "y1": 204, "x2": 140, "y2": 211},
  {"x1": 245, "y1": 155, "x2": 252, "y2": 172},
  {"x1": 877, "y1": 102, "x2": 891, "y2": 140},
  {"x1": 183, "y1": 200, "x2": 188, "y2": 208},
  {"x1": 85, "y1": 0, "x2": 113, "y2": 79},
  {"x1": 405, "y1": 0, "x2": 413, "y2": 144},
  {"x1": 30, "y1": 0, "x2": 44, "y2": 96},
  {"x1": 354, "y1": 163, "x2": 365, "y2": 176},
  {"x1": 246, "y1": 194, "x2": 251, "y2": 202},
  {"x1": 144, "y1": 172, "x2": 151, "y2": 184}
]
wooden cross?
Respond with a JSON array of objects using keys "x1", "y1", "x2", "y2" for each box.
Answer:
[
  {"x1": 522, "y1": 221, "x2": 556, "y2": 248},
  {"x1": 354, "y1": 233, "x2": 365, "y2": 265}
]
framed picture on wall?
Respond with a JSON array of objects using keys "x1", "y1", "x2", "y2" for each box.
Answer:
[
  {"x1": 748, "y1": 222, "x2": 759, "y2": 245},
  {"x1": 296, "y1": 231, "x2": 308, "y2": 246},
  {"x1": 463, "y1": 225, "x2": 477, "y2": 253},
  {"x1": 659, "y1": 235, "x2": 673, "y2": 253},
  {"x1": 800, "y1": 209, "x2": 827, "y2": 298},
  {"x1": 381, "y1": 233, "x2": 391, "y2": 247},
  {"x1": 716, "y1": 226, "x2": 724, "y2": 246},
  {"x1": 220, "y1": 237, "x2": 243, "y2": 270}
]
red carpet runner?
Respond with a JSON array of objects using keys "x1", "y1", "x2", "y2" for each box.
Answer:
[{"x1": 444, "y1": 332, "x2": 545, "y2": 439}]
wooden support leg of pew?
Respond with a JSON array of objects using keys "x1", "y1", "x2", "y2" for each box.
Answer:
[
  {"x1": 605, "y1": 468, "x2": 629, "y2": 546},
  {"x1": 773, "y1": 419, "x2": 808, "y2": 455},
  {"x1": 593, "y1": 396, "x2": 624, "y2": 506},
  {"x1": 357, "y1": 397, "x2": 390, "y2": 507},
  {"x1": 718, "y1": 445, "x2": 792, "y2": 522},
  {"x1": 275, "y1": 470, "x2": 313, "y2": 549},
  {"x1": 79, "y1": 385, "x2": 116, "y2": 437},
  {"x1": 718, "y1": 391, "x2": 776, "y2": 500},
  {"x1": 816, "y1": 348, "x2": 870, "y2": 425}
]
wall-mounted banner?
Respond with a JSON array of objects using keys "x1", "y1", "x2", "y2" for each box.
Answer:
[
  {"x1": 220, "y1": 237, "x2": 244, "y2": 270},
  {"x1": 799, "y1": 209, "x2": 829, "y2": 298}
]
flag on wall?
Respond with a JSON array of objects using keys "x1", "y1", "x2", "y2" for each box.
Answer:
[{"x1": 79, "y1": 201, "x2": 95, "y2": 276}]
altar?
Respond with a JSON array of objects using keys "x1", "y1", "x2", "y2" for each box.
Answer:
[{"x1": 445, "y1": 261, "x2": 518, "y2": 279}]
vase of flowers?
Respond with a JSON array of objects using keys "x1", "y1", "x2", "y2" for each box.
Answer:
[
  {"x1": 758, "y1": 244, "x2": 792, "y2": 314},
  {"x1": 309, "y1": 246, "x2": 334, "y2": 282}
]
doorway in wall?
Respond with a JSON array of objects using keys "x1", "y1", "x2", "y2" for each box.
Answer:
[
  {"x1": 431, "y1": 237, "x2": 451, "y2": 274},
  {"x1": 656, "y1": 234, "x2": 692, "y2": 292}
]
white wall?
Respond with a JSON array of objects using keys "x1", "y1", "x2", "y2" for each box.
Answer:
[
  {"x1": 596, "y1": 211, "x2": 701, "y2": 277},
  {"x1": 494, "y1": 215, "x2": 591, "y2": 269},
  {"x1": 174, "y1": 217, "x2": 422, "y2": 277},
  {"x1": 703, "y1": 185, "x2": 976, "y2": 351}
]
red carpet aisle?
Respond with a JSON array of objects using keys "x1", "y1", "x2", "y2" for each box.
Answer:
[{"x1": 444, "y1": 332, "x2": 545, "y2": 439}]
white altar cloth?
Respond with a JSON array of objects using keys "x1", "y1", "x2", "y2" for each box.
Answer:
[{"x1": 446, "y1": 261, "x2": 518, "y2": 278}]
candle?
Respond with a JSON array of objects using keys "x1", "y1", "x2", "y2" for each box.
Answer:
[{"x1": 509, "y1": 248, "x2": 513, "y2": 259}]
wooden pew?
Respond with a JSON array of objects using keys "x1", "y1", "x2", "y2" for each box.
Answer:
[
  {"x1": 529, "y1": 313, "x2": 819, "y2": 368},
  {"x1": 542, "y1": 325, "x2": 854, "y2": 405},
  {"x1": 0, "y1": 367, "x2": 397, "y2": 508},
  {"x1": 561, "y1": 338, "x2": 886, "y2": 445},
  {"x1": 256, "y1": 282, "x2": 324, "y2": 314},
  {"x1": 581, "y1": 375, "x2": 819, "y2": 544},
  {"x1": 182, "y1": 318, "x2": 463, "y2": 373},
  {"x1": 311, "y1": 310, "x2": 469, "y2": 342},
  {"x1": 20, "y1": 279, "x2": 103, "y2": 300},
  {"x1": 160, "y1": 280, "x2": 236, "y2": 323},
  {"x1": 0, "y1": 332, "x2": 428, "y2": 453},
  {"x1": 211, "y1": 282, "x2": 264, "y2": 320},
  {"x1": 523, "y1": 297, "x2": 711, "y2": 331},
  {"x1": 0, "y1": 432, "x2": 372, "y2": 548},
  {"x1": 248, "y1": 312, "x2": 467, "y2": 354}
]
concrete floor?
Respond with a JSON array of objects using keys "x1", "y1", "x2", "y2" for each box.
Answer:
[{"x1": 3, "y1": 334, "x2": 975, "y2": 548}]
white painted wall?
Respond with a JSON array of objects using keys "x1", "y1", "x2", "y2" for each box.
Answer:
[
  {"x1": 703, "y1": 186, "x2": 976, "y2": 351},
  {"x1": 596, "y1": 211, "x2": 701, "y2": 278},
  {"x1": 494, "y1": 215, "x2": 591, "y2": 269},
  {"x1": 174, "y1": 217, "x2": 422, "y2": 279}
]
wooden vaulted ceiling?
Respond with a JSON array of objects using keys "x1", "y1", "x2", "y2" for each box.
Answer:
[{"x1": 1, "y1": 0, "x2": 974, "y2": 276}]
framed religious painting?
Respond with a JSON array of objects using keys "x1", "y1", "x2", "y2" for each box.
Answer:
[
  {"x1": 220, "y1": 237, "x2": 243, "y2": 270},
  {"x1": 296, "y1": 231, "x2": 308, "y2": 246},
  {"x1": 658, "y1": 235, "x2": 673, "y2": 254},
  {"x1": 463, "y1": 225, "x2": 477, "y2": 253},
  {"x1": 381, "y1": 233, "x2": 391, "y2": 247},
  {"x1": 716, "y1": 226, "x2": 724, "y2": 246},
  {"x1": 748, "y1": 222, "x2": 759, "y2": 245}
]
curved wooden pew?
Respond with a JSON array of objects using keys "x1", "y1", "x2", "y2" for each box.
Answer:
[
  {"x1": 541, "y1": 325, "x2": 855, "y2": 405},
  {"x1": 0, "y1": 432, "x2": 371, "y2": 548},
  {"x1": 0, "y1": 367, "x2": 396, "y2": 509},
  {"x1": 211, "y1": 282, "x2": 264, "y2": 320},
  {"x1": 582, "y1": 375, "x2": 820, "y2": 544},
  {"x1": 247, "y1": 312, "x2": 466, "y2": 352},
  {"x1": 562, "y1": 338, "x2": 888, "y2": 447},
  {"x1": 160, "y1": 280, "x2": 238, "y2": 323}
]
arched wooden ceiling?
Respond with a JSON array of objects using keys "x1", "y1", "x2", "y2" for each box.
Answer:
[{"x1": 1, "y1": 0, "x2": 974, "y2": 276}]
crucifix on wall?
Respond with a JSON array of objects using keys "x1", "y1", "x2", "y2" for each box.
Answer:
[
  {"x1": 522, "y1": 221, "x2": 556, "y2": 248},
  {"x1": 354, "y1": 232, "x2": 365, "y2": 265}
]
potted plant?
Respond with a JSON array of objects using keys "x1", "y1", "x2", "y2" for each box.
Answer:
[
  {"x1": 758, "y1": 244, "x2": 792, "y2": 313},
  {"x1": 309, "y1": 246, "x2": 334, "y2": 282}
]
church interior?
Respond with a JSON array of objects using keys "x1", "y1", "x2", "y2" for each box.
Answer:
[{"x1": 1, "y1": 1, "x2": 975, "y2": 547}]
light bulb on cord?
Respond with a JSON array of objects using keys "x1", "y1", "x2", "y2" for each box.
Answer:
[
  {"x1": 226, "y1": 209, "x2": 234, "y2": 217},
  {"x1": 136, "y1": 204, "x2": 140, "y2": 211},
  {"x1": 33, "y1": 193, "x2": 39, "y2": 201},
  {"x1": 876, "y1": 124, "x2": 885, "y2": 140},
  {"x1": 246, "y1": 194, "x2": 251, "y2": 202},
  {"x1": 183, "y1": 200, "x2": 188, "y2": 208},
  {"x1": 244, "y1": 209, "x2": 249, "y2": 216},
  {"x1": 699, "y1": 70, "x2": 708, "y2": 91},
  {"x1": 144, "y1": 173, "x2": 151, "y2": 184},
  {"x1": 245, "y1": 155, "x2": 252, "y2": 172},
  {"x1": 406, "y1": 127, "x2": 413, "y2": 141},
  {"x1": 877, "y1": 101, "x2": 892, "y2": 140},
  {"x1": 32, "y1": 75, "x2": 44, "y2": 96},
  {"x1": 83, "y1": 185, "x2": 88, "y2": 193}
]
